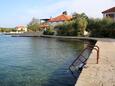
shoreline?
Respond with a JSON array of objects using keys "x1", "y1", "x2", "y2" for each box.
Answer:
[{"x1": 5, "y1": 33, "x2": 115, "y2": 86}]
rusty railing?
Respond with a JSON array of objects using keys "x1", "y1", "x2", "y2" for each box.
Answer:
[{"x1": 69, "y1": 45, "x2": 100, "y2": 79}]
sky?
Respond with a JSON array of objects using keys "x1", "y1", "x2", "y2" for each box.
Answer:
[{"x1": 0, "y1": 0, "x2": 115, "y2": 27}]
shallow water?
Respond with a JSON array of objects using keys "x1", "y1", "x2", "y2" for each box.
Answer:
[{"x1": 0, "y1": 35, "x2": 88, "y2": 86}]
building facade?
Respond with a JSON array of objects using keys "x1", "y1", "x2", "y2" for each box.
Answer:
[
  {"x1": 102, "y1": 7, "x2": 115, "y2": 21},
  {"x1": 16, "y1": 25, "x2": 27, "y2": 32}
]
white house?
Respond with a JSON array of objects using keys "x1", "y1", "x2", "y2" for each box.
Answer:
[
  {"x1": 102, "y1": 7, "x2": 115, "y2": 21},
  {"x1": 15, "y1": 25, "x2": 27, "y2": 32}
]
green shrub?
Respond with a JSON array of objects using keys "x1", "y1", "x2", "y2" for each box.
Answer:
[
  {"x1": 27, "y1": 23, "x2": 40, "y2": 32},
  {"x1": 43, "y1": 28, "x2": 54, "y2": 35},
  {"x1": 56, "y1": 19, "x2": 87, "y2": 36},
  {"x1": 56, "y1": 21, "x2": 79, "y2": 36},
  {"x1": 87, "y1": 18, "x2": 115, "y2": 38}
]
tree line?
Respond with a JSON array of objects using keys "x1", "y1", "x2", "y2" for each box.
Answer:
[
  {"x1": 55, "y1": 13, "x2": 115, "y2": 38},
  {"x1": 0, "y1": 27, "x2": 16, "y2": 32}
]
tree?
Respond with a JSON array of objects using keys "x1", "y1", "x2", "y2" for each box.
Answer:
[
  {"x1": 27, "y1": 23, "x2": 40, "y2": 32},
  {"x1": 72, "y1": 13, "x2": 88, "y2": 36},
  {"x1": 72, "y1": 12, "x2": 88, "y2": 20},
  {"x1": 27, "y1": 18, "x2": 41, "y2": 32},
  {"x1": 0, "y1": 27, "x2": 15, "y2": 32}
]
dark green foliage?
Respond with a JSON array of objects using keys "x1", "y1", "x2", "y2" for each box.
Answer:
[
  {"x1": 87, "y1": 18, "x2": 115, "y2": 38},
  {"x1": 56, "y1": 21, "x2": 79, "y2": 36},
  {"x1": 43, "y1": 28, "x2": 54, "y2": 35},
  {"x1": 0, "y1": 28, "x2": 15, "y2": 32},
  {"x1": 72, "y1": 12, "x2": 88, "y2": 20}
]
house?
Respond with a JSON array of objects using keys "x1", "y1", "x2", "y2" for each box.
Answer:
[
  {"x1": 28, "y1": 18, "x2": 49, "y2": 31},
  {"x1": 40, "y1": 23, "x2": 49, "y2": 31},
  {"x1": 102, "y1": 7, "x2": 115, "y2": 21},
  {"x1": 40, "y1": 19, "x2": 50, "y2": 30},
  {"x1": 48, "y1": 11, "x2": 72, "y2": 26},
  {"x1": 15, "y1": 25, "x2": 27, "y2": 32},
  {"x1": 28, "y1": 12, "x2": 72, "y2": 31}
]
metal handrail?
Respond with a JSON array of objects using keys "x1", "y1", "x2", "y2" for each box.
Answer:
[
  {"x1": 69, "y1": 45, "x2": 100, "y2": 79},
  {"x1": 87, "y1": 45, "x2": 100, "y2": 64}
]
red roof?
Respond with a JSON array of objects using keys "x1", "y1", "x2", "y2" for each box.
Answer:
[
  {"x1": 48, "y1": 14, "x2": 72, "y2": 22},
  {"x1": 102, "y1": 7, "x2": 115, "y2": 13}
]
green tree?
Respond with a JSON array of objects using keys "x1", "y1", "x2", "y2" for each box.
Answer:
[
  {"x1": 72, "y1": 12, "x2": 88, "y2": 20},
  {"x1": 0, "y1": 27, "x2": 15, "y2": 32},
  {"x1": 27, "y1": 23, "x2": 40, "y2": 32},
  {"x1": 77, "y1": 18, "x2": 88, "y2": 36},
  {"x1": 72, "y1": 13, "x2": 88, "y2": 36}
]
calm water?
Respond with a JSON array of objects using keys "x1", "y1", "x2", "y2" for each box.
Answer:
[{"x1": 0, "y1": 35, "x2": 88, "y2": 86}]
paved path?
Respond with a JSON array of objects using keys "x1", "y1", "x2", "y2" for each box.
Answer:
[{"x1": 76, "y1": 38, "x2": 115, "y2": 86}]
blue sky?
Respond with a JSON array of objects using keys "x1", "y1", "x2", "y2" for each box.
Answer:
[{"x1": 0, "y1": 0, "x2": 115, "y2": 27}]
